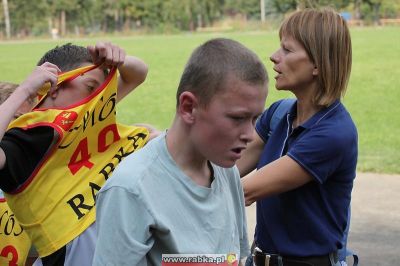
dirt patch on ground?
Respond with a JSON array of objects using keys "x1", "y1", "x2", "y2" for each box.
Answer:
[{"x1": 245, "y1": 172, "x2": 400, "y2": 266}]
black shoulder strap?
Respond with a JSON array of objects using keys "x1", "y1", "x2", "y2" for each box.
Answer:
[{"x1": 268, "y1": 98, "x2": 296, "y2": 137}]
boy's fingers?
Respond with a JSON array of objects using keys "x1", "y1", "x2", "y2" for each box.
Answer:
[
  {"x1": 109, "y1": 44, "x2": 118, "y2": 65},
  {"x1": 49, "y1": 81, "x2": 57, "y2": 94},
  {"x1": 118, "y1": 47, "x2": 126, "y2": 66},
  {"x1": 103, "y1": 43, "x2": 113, "y2": 66},
  {"x1": 90, "y1": 41, "x2": 125, "y2": 68},
  {"x1": 111, "y1": 44, "x2": 124, "y2": 65},
  {"x1": 89, "y1": 43, "x2": 107, "y2": 66},
  {"x1": 41, "y1": 61, "x2": 56, "y2": 68},
  {"x1": 87, "y1": 45, "x2": 99, "y2": 64},
  {"x1": 99, "y1": 47, "x2": 108, "y2": 62},
  {"x1": 46, "y1": 70, "x2": 59, "y2": 93},
  {"x1": 109, "y1": 44, "x2": 125, "y2": 65},
  {"x1": 36, "y1": 63, "x2": 60, "y2": 93},
  {"x1": 41, "y1": 62, "x2": 61, "y2": 73},
  {"x1": 44, "y1": 63, "x2": 60, "y2": 92}
]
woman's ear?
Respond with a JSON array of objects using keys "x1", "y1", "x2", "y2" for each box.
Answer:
[
  {"x1": 312, "y1": 65, "x2": 319, "y2": 76},
  {"x1": 178, "y1": 91, "x2": 198, "y2": 124}
]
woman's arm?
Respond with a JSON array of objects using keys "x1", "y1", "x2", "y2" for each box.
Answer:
[
  {"x1": 236, "y1": 130, "x2": 265, "y2": 177},
  {"x1": 241, "y1": 155, "x2": 313, "y2": 206}
]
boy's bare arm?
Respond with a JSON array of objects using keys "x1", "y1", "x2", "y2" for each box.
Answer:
[
  {"x1": 0, "y1": 62, "x2": 60, "y2": 169},
  {"x1": 87, "y1": 42, "x2": 148, "y2": 102},
  {"x1": 116, "y1": 55, "x2": 148, "y2": 102}
]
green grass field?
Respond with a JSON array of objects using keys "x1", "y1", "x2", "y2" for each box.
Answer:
[{"x1": 1, "y1": 27, "x2": 399, "y2": 174}]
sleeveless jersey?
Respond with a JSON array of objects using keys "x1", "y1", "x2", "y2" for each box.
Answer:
[
  {"x1": 0, "y1": 192, "x2": 31, "y2": 266},
  {"x1": 4, "y1": 65, "x2": 149, "y2": 256}
]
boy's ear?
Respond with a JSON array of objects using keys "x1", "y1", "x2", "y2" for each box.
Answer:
[
  {"x1": 178, "y1": 91, "x2": 198, "y2": 124},
  {"x1": 48, "y1": 88, "x2": 59, "y2": 99}
]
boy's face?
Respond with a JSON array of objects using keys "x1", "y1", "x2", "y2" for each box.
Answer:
[
  {"x1": 51, "y1": 64, "x2": 105, "y2": 108},
  {"x1": 191, "y1": 75, "x2": 267, "y2": 168}
]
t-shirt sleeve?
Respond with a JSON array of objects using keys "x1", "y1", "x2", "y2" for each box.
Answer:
[
  {"x1": 93, "y1": 186, "x2": 154, "y2": 266},
  {"x1": 238, "y1": 188, "x2": 250, "y2": 259},
  {"x1": 231, "y1": 167, "x2": 250, "y2": 259},
  {"x1": 0, "y1": 126, "x2": 54, "y2": 192},
  {"x1": 287, "y1": 125, "x2": 353, "y2": 184}
]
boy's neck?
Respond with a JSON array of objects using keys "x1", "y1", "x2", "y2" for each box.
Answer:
[{"x1": 166, "y1": 120, "x2": 213, "y2": 187}]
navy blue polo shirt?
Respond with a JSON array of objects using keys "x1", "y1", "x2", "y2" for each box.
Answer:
[{"x1": 254, "y1": 99, "x2": 358, "y2": 256}]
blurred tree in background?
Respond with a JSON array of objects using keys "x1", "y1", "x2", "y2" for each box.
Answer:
[{"x1": 1, "y1": 0, "x2": 399, "y2": 39}]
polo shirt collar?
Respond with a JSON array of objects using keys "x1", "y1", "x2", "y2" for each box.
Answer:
[{"x1": 288, "y1": 99, "x2": 341, "y2": 129}]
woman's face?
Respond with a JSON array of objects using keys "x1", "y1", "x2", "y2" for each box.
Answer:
[{"x1": 270, "y1": 34, "x2": 318, "y2": 92}]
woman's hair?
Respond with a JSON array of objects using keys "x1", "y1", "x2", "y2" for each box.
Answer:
[{"x1": 279, "y1": 8, "x2": 352, "y2": 106}]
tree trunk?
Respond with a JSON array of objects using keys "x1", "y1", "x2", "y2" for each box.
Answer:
[
  {"x1": 123, "y1": 17, "x2": 131, "y2": 32},
  {"x1": 60, "y1": 10, "x2": 66, "y2": 36},
  {"x1": 260, "y1": 0, "x2": 265, "y2": 23},
  {"x1": 114, "y1": 9, "x2": 120, "y2": 31},
  {"x1": 296, "y1": 0, "x2": 306, "y2": 10},
  {"x1": 354, "y1": 0, "x2": 362, "y2": 20},
  {"x1": 2, "y1": 0, "x2": 11, "y2": 38},
  {"x1": 373, "y1": 3, "x2": 381, "y2": 25}
]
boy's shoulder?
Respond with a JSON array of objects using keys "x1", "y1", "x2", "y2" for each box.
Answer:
[
  {"x1": 212, "y1": 164, "x2": 241, "y2": 188},
  {"x1": 100, "y1": 135, "x2": 163, "y2": 193}
]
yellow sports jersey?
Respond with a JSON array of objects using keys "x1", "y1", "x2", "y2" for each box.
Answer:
[
  {"x1": 0, "y1": 196, "x2": 31, "y2": 266},
  {"x1": 5, "y1": 65, "x2": 149, "y2": 257}
]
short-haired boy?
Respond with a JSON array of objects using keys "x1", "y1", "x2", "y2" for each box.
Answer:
[{"x1": 94, "y1": 38, "x2": 268, "y2": 265}]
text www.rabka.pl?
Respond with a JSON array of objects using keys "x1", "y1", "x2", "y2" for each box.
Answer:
[{"x1": 162, "y1": 255, "x2": 226, "y2": 264}]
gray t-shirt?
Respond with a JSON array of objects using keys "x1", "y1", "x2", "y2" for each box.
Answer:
[{"x1": 93, "y1": 133, "x2": 249, "y2": 266}]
